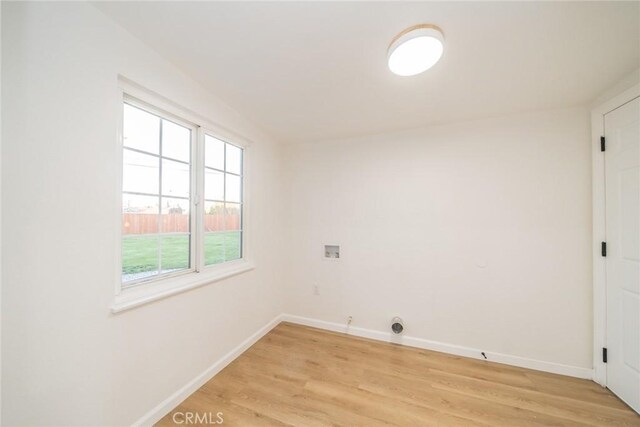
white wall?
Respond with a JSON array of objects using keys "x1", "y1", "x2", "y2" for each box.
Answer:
[
  {"x1": 284, "y1": 107, "x2": 593, "y2": 370},
  {"x1": 2, "y1": 2, "x2": 285, "y2": 425},
  {"x1": 0, "y1": 2, "x2": 3, "y2": 422},
  {"x1": 591, "y1": 67, "x2": 640, "y2": 109}
]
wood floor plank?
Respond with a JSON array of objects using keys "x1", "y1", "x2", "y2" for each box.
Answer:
[{"x1": 157, "y1": 323, "x2": 640, "y2": 426}]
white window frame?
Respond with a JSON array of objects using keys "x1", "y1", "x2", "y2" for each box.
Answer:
[
  {"x1": 199, "y1": 130, "x2": 246, "y2": 270},
  {"x1": 112, "y1": 78, "x2": 254, "y2": 313},
  {"x1": 120, "y1": 95, "x2": 199, "y2": 287}
]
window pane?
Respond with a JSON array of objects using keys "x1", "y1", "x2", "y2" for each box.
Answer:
[
  {"x1": 123, "y1": 104, "x2": 160, "y2": 154},
  {"x1": 225, "y1": 203, "x2": 241, "y2": 231},
  {"x1": 122, "y1": 194, "x2": 159, "y2": 235},
  {"x1": 204, "y1": 201, "x2": 224, "y2": 232},
  {"x1": 161, "y1": 197, "x2": 189, "y2": 233},
  {"x1": 162, "y1": 159, "x2": 190, "y2": 198},
  {"x1": 225, "y1": 174, "x2": 241, "y2": 203},
  {"x1": 225, "y1": 231, "x2": 242, "y2": 261},
  {"x1": 205, "y1": 135, "x2": 225, "y2": 170},
  {"x1": 226, "y1": 144, "x2": 242, "y2": 175},
  {"x1": 162, "y1": 120, "x2": 190, "y2": 162},
  {"x1": 122, "y1": 235, "x2": 159, "y2": 283},
  {"x1": 123, "y1": 149, "x2": 159, "y2": 195},
  {"x1": 160, "y1": 235, "x2": 190, "y2": 274},
  {"x1": 121, "y1": 100, "x2": 196, "y2": 284},
  {"x1": 205, "y1": 169, "x2": 224, "y2": 201},
  {"x1": 204, "y1": 233, "x2": 225, "y2": 266}
]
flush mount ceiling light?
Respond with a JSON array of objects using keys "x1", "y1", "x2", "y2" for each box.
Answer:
[{"x1": 387, "y1": 24, "x2": 444, "y2": 77}]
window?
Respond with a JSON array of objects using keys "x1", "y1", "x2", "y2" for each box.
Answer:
[
  {"x1": 121, "y1": 102, "x2": 196, "y2": 285},
  {"x1": 119, "y1": 94, "x2": 247, "y2": 293},
  {"x1": 204, "y1": 135, "x2": 243, "y2": 266}
]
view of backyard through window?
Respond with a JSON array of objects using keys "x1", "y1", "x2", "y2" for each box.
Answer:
[
  {"x1": 203, "y1": 134, "x2": 243, "y2": 266},
  {"x1": 121, "y1": 101, "x2": 243, "y2": 285}
]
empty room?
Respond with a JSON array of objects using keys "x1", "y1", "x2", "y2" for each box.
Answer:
[{"x1": 2, "y1": 1, "x2": 640, "y2": 425}]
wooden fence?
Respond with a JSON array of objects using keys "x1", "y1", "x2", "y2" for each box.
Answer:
[{"x1": 122, "y1": 213, "x2": 240, "y2": 234}]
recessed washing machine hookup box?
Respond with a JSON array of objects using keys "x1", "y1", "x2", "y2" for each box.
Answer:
[{"x1": 324, "y1": 245, "x2": 340, "y2": 259}]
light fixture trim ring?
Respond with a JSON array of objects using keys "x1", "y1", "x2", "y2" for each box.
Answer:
[
  {"x1": 388, "y1": 23, "x2": 445, "y2": 52},
  {"x1": 387, "y1": 23, "x2": 445, "y2": 77}
]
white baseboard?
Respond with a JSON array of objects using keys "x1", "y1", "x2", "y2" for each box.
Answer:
[
  {"x1": 133, "y1": 312, "x2": 593, "y2": 426},
  {"x1": 133, "y1": 313, "x2": 283, "y2": 427},
  {"x1": 281, "y1": 314, "x2": 594, "y2": 380}
]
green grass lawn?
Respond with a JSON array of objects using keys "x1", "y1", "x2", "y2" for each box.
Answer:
[{"x1": 122, "y1": 232, "x2": 241, "y2": 275}]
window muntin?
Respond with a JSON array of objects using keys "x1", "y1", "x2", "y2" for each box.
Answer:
[
  {"x1": 121, "y1": 102, "x2": 194, "y2": 285},
  {"x1": 203, "y1": 135, "x2": 243, "y2": 266}
]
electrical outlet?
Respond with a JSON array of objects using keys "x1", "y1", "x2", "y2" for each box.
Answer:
[
  {"x1": 347, "y1": 316, "x2": 353, "y2": 325},
  {"x1": 313, "y1": 283, "x2": 320, "y2": 296}
]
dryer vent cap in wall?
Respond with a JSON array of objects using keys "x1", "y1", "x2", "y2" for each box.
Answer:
[{"x1": 391, "y1": 317, "x2": 404, "y2": 334}]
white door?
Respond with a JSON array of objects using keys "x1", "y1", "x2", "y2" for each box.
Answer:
[{"x1": 605, "y1": 95, "x2": 640, "y2": 413}]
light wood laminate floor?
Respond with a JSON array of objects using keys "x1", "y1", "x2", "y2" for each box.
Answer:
[{"x1": 157, "y1": 322, "x2": 640, "y2": 426}]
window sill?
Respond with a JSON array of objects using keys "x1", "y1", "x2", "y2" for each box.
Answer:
[{"x1": 111, "y1": 260, "x2": 255, "y2": 314}]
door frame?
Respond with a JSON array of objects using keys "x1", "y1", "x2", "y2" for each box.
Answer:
[{"x1": 591, "y1": 83, "x2": 640, "y2": 387}]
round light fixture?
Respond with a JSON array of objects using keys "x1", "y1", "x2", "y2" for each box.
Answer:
[{"x1": 387, "y1": 24, "x2": 444, "y2": 76}]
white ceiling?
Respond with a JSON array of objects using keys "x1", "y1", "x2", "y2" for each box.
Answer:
[{"x1": 95, "y1": 1, "x2": 639, "y2": 144}]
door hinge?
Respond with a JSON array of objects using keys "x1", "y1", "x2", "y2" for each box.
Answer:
[
  {"x1": 603, "y1": 347, "x2": 608, "y2": 363},
  {"x1": 601, "y1": 136, "x2": 605, "y2": 152},
  {"x1": 601, "y1": 241, "x2": 607, "y2": 257}
]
